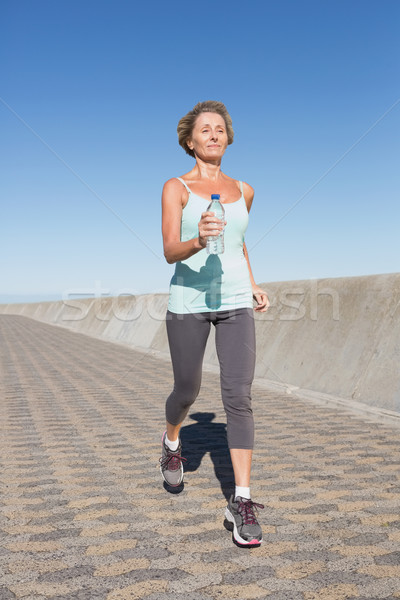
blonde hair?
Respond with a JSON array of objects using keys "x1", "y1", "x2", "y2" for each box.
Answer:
[{"x1": 177, "y1": 100, "x2": 234, "y2": 158}]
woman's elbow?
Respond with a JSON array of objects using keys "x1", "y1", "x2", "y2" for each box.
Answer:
[{"x1": 164, "y1": 248, "x2": 176, "y2": 264}]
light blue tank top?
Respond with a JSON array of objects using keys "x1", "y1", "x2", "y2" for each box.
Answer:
[{"x1": 168, "y1": 178, "x2": 253, "y2": 314}]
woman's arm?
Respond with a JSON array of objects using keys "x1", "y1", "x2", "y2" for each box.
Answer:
[
  {"x1": 162, "y1": 178, "x2": 223, "y2": 264},
  {"x1": 242, "y1": 181, "x2": 270, "y2": 312},
  {"x1": 243, "y1": 242, "x2": 269, "y2": 312}
]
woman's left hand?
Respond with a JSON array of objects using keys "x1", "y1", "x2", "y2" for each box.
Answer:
[{"x1": 252, "y1": 285, "x2": 270, "y2": 312}]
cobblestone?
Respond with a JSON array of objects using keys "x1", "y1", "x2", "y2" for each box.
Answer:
[{"x1": 1, "y1": 314, "x2": 400, "y2": 599}]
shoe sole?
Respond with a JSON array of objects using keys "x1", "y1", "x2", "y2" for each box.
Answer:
[
  {"x1": 160, "y1": 432, "x2": 184, "y2": 487},
  {"x1": 225, "y1": 507, "x2": 262, "y2": 547}
]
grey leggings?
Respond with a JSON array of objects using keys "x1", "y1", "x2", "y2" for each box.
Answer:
[{"x1": 165, "y1": 308, "x2": 256, "y2": 449}]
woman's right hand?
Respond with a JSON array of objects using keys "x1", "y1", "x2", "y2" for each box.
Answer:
[{"x1": 198, "y1": 211, "x2": 225, "y2": 248}]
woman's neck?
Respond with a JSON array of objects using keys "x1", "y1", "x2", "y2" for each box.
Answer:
[{"x1": 190, "y1": 157, "x2": 224, "y2": 181}]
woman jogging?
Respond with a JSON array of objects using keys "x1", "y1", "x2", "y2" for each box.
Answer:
[{"x1": 160, "y1": 100, "x2": 269, "y2": 547}]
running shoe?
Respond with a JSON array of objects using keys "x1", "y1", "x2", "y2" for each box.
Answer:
[
  {"x1": 159, "y1": 431, "x2": 185, "y2": 487},
  {"x1": 225, "y1": 495, "x2": 264, "y2": 547}
]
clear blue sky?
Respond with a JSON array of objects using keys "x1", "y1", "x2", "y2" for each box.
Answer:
[{"x1": 1, "y1": 0, "x2": 399, "y2": 303}]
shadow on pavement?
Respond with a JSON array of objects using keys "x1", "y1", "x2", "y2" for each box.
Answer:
[{"x1": 180, "y1": 411, "x2": 234, "y2": 500}]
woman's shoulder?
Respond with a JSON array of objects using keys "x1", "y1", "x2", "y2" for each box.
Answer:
[
  {"x1": 241, "y1": 180, "x2": 254, "y2": 196},
  {"x1": 162, "y1": 177, "x2": 187, "y2": 196},
  {"x1": 163, "y1": 173, "x2": 195, "y2": 191},
  {"x1": 162, "y1": 177, "x2": 189, "y2": 209},
  {"x1": 239, "y1": 180, "x2": 254, "y2": 212},
  {"x1": 163, "y1": 177, "x2": 184, "y2": 190},
  {"x1": 224, "y1": 173, "x2": 254, "y2": 193}
]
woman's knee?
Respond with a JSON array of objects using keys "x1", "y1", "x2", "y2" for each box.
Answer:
[
  {"x1": 222, "y1": 388, "x2": 253, "y2": 418},
  {"x1": 166, "y1": 388, "x2": 199, "y2": 424},
  {"x1": 175, "y1": 373, "x2": 201, "y2": 400},
  {"x1": 170, "y1": 378, "x2": 201, "y2": 411}
]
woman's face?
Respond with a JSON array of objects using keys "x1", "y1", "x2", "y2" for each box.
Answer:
[{"x1": 187, "y1": 112, "x2": 228, "y2": 161}]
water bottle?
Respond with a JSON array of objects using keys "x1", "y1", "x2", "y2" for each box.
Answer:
[{"x1": 206, "y1": 194, "x2": 225, "y2": 255}]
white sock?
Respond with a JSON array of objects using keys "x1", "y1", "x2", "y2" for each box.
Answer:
[
  {"x1": 235, "y1": 485, "x2": 251, "y2": 500},
  {"x1": 165, "y1": 434, "x2": 179, "y2": 452}
]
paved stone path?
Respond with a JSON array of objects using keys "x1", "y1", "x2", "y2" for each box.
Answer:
[{"x1": 1, "y1": 314, "x2": 400, "y2": 600}]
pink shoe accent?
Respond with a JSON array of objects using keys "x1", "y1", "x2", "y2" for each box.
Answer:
[{"x1": 161, "y1": 430, "x2": 167, "y2": 446}]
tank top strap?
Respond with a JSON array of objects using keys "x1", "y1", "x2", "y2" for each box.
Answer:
[
  {"x1": 177, "y1": 177, "x2": 243, "y2": 197},
  {"x1": 176, "y1": 177, "x2": 192, "y2": 193}
]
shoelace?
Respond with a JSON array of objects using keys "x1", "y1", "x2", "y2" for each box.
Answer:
[
  {"x1": 160, "y1": 448, "x2": 187, "y2": 470},
  {"x1": 237, "y1": 499, "x2": 264, "y2": 525}
]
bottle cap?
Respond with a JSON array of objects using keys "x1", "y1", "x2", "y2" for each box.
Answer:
[{"x1": 211, "y1": 194, "x2": 220, "y2": 200}]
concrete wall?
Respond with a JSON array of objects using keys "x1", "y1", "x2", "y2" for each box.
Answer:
[{"x1": 1, "y1": 273, "x2": 399, "y2": 413}]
